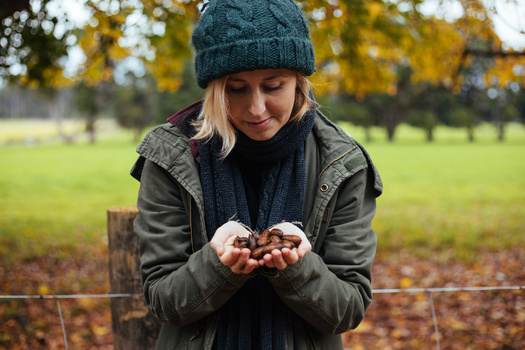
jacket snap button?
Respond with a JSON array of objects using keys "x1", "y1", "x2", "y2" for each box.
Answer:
[{"x1": 320, "y1": 184, "x2": 329, "y2": 192}]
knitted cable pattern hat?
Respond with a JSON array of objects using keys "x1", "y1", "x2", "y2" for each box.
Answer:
[{"x1": 191, "y1": 0, "x2": 316, "y2": 88}]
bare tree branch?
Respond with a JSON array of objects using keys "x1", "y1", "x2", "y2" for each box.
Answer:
[{"x1": 464, "y1": 49, "x2": 525, "y2": 57}]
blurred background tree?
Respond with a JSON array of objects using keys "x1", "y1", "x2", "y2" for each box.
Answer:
[
  {"x1": 1, "y1": 0, "x2": 524, "y2": 142},
  {"x1": 113, "y1": 73, "x2": 156, "y2": 142}
]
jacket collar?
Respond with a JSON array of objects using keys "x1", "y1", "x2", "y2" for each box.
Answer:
[{"x1": 167, "y1": 99, "x2": 203, "y2": 162}]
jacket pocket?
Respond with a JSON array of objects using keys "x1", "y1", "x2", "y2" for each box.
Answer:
[
  {"x1": 156, "y1": 322, "x2": 206, "y2": 350},
  {"x1": 187, "y1": 327, "x2": 205, "y2": 350}
]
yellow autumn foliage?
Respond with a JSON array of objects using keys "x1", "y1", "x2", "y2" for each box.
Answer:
[
  {"x1": 303, "y1": 0, "x2": 523, "y2": 96},
  {"x1": 11, "y1": 0, "x2": 523, "y2": 95},
  {"x1": 486, "y1": 56, "x2": 525, "y2": 88}
]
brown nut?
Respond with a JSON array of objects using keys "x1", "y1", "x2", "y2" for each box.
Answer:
[
  {"x1": 261, "y1": 229, "x2": 271, "y2": 238},
  {"x1": 269, "y1": 235, "x2": 282, "y2": 244},
  {"x1": 262, "y1": 243, "x2": 284, "y2": 255},
  {"x1": 270, "y1": 228, "x2": 283, "y2": 238},
  {"x1": 252, "y1": 231, "x2": 261, "y2": 240},
  {"x1": 248, "y1": 234, "x2": 257, "y2": 251},
  {"x1": 282, "y1": 241, "x2": 295, "y2": 249},
  {"x1": 282, "y1": 235, "x2": 302, "y2": 246},
  {"x1": 257, "y1": 236, "x2": 270, "y2": 247},
  {"x1": 251, "y1": 246, "x2": 265, "y2": 259},
  {"x1": 234, "y1": 236, "x2": 250, "y2": 249}
]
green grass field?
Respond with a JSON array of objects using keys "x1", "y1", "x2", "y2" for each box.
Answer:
[
  {"x1": 369, "y1": 141, "x2": 525, "y2": 257},
  {"x1": 1, "y1": 120, "x2": 524, "y2": 263}
]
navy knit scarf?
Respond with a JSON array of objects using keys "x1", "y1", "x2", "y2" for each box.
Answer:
[{"x1": 199, "y1": 107, "x2": 316, "y2": 350}]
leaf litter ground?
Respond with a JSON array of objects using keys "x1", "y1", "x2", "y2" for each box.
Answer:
[{"x1": 1, "y1": 245, "x2": 523, "y2": 349}]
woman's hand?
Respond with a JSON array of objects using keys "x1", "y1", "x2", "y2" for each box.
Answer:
[
  {"x1": 210, "y1": 221, "x2": 259, "y2": 274},
  {"x1": 258, "y1": 222, "x2": 311, "y2": 270}
]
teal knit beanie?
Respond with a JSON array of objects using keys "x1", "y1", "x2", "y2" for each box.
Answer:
[{"x1": 191, "y1": 0, "x2": 316, "y2": 88}]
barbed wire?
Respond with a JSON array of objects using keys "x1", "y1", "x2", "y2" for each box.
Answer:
[{"x1": 0, "y1": 285, "x2": 523, "y2": 350}]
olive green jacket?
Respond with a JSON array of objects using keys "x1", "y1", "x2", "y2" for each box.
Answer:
[{"x1": 131, "y1": 110, "x2": 382, "y2": 350}]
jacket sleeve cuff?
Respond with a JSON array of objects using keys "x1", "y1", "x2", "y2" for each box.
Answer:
[
  {"x1": 204, "y1": 244, "x2": 253, "y2": 285},
  {"x1": 260, "y1": 253, "x2": 309, "y2": 285}
]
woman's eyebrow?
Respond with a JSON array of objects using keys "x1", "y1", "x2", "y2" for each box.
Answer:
[
  {"x1": 228, "y1": 74, "x2": 289, "y2": 82},
  {"x1": 263, "y1": 74, "x2": 288, "y2": 81}
]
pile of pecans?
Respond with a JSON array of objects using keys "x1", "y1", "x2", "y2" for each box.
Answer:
[{"x1": 234, "y1": 228, "x2": 302, "y2": 259}]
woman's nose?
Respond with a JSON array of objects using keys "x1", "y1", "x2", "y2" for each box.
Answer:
[{"x1": 248, "y1": 91, "x2": 266, "y2": 117}]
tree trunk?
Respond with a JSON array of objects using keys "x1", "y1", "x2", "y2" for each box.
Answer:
[
  {"x1": 467, "y1": 126, "x2": 475, "y2": 142},
  {"x1": 382, "y1": 110, "x2": 402, "y2": 142},
  {"x1": 497, "y1": 121, "x2": 505, "y2": 142},
  {"x1": 386, "y1": 126, "x2": 396, "y2": 142},
  {"x1": 134, "y1": 127, "x2": 144, "y2": 143},
  {"x1": 86, "y1": 117, "x2": 96, "y2": 144},
  {"x1": 426, "y1": 127, "x2": 434, "y2": 142},
  {"x1": 107, "y1": 206, "x2": 161, "y2": 350},
  {"x1": 46, "y1": 97, "x2": 74, "y2": 144},
  {"x1": 364, "y1": 126, "x2": 372, "y2": 143}
]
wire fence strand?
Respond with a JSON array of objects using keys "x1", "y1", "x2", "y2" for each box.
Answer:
[
  {"x1": 371, "y1": 285, "x2": 524, "y2": 293},
  {"x1": 0, "y1": 285, "x2": 523, "y2": 349},
  {"x1": 1, "y1": 285, "x2": 522, "y2": 300},
  {"x1": 0, "y1": 293, "x2": 138, "y2": 299},
  {"x1": 55, "y1": 298, "x2": 68, "y2": 350},
  {"x1": 426, "y1": 291, "x2": 440, "y2": 350}
]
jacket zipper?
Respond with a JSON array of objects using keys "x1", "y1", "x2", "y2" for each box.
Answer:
[{"x1": 189, "y1": 194, "x2": 195, "y2": 253}]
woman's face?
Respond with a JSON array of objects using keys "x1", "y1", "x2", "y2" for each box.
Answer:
[{"x1": 226, "y1": 69, "x2": 297, "y2": 141}]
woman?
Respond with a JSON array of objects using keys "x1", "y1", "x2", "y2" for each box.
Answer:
[{"x1": 131, "y1": 0, "x2": 383, "y2": 349}]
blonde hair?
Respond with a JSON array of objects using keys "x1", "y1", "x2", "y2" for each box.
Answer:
[{"x1": 192, "y1": 73, "x2": 314, "y2": 157}]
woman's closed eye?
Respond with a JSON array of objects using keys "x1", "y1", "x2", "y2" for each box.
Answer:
[
  {"x1": 264, "y1": 85, "x2": 282, "y2": 92},
  {"x1": 227, "y1": 86, "x2": 247, "y2": 94},
  {"x1": 227, "y1": 84, "x2": 283, "y2": 94}
]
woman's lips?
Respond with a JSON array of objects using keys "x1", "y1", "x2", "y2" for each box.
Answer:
[{"x1": 247, "y1": 118, "x2": 271, "y2": 129}]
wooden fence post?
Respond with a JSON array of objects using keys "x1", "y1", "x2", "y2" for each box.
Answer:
[{"x1": 107, "y1": 206, "x2": 161, "y2": 350}]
